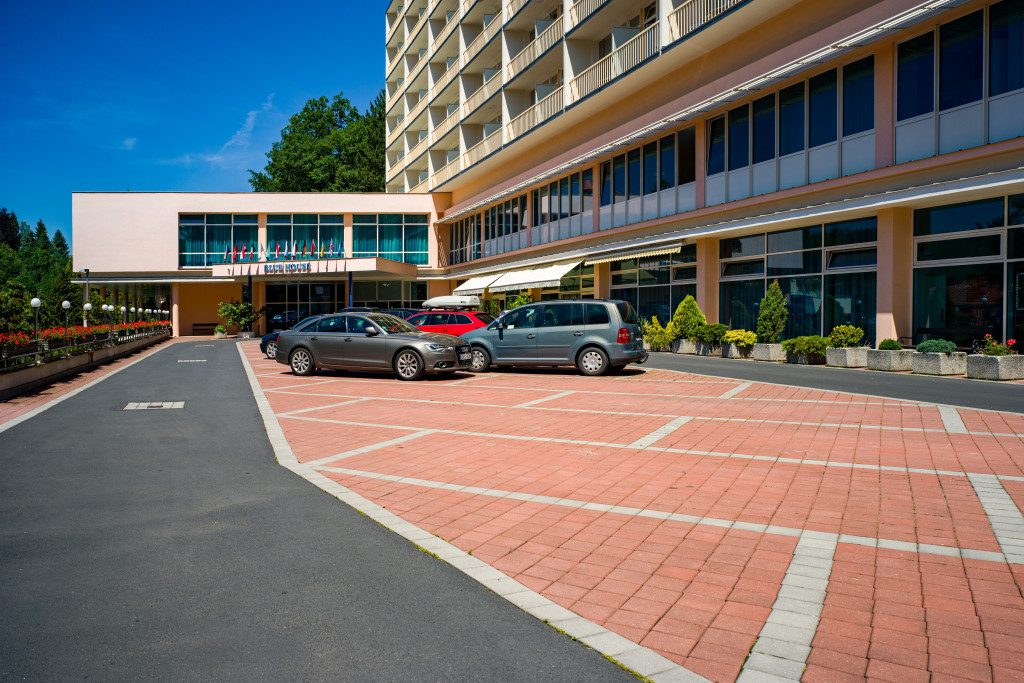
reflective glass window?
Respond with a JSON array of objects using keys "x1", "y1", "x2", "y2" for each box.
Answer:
[
  {"x1": 720, "y1": 233, "x2": 765, "y2": 259},
  {"x1": 628, "y1": 148, "x2": 642, "y2": 198},
  {"x1": 825, "y1": 217, "x2": 877, "y2": 246},
  {"x1": 582, "y1": 169, "x2": 594, "y2": 213},
  {"x1": 991, "y1": 0, "x2": 1024, "y2": 96},
  {"x1": 826, "y1": 248, "x2": 877, "y2": 269},
  {"x1": 779, "y1": 83, "x2": 805, "y2": 155},
  {"x1": 809, "y1": 70, "x2": 838, "y2": 147},
  {"x1": 752, "y1": 94, "x2": 775, "y2": 164},
  {"x1": 719, "y1": 279, "x2": 764, "y2": 330},
  {"x1": 913, "y1": 263, "x2": 1003, "y2": 343},
  {"x1": 767, "y1": 251, "x2": 822, "y2": 277},
  {"x1": 613, "y1": 155, "x2": 626, "y2": 203},
  {"x1": 721, "y1": 260, "x2": 765, "y2": 278},
  {"x1": 825, "y1": 271, "x2": 877, "y2": 346},
  {"x1": 781, "y1": 276, "x2": 822, "y2": 338},
  {"x1": 917, "y1": 234, "x2": 1001, "y2": 261},
  {"x1": 898, "y1": 32, "x2": 935, "y2": 120},
  {"x1": 643, "y1": 142, "x2": 658, "y2": 194},
  {"x1": 677, "y1": 127, "x2": 696, "y2": 184},
  {"x1": 659, "y1": 135, "x2": 675, "y2": 189},
  {"x1": 600, "y1": 162, "x2": 612, "y2": 207},
  {"x1": 913, "y1": 197, "x2": 1006, "y2": 235},
  {"x1": 939, "y1": 10, "x2": 984, "y2": 110},
  {"x1": 707, "y1": 116, "x2": 726, "y2": 175},
  {"x1": 843, "y1": 56, "x2": 874, "y2": 136},
  {"x1": 728, "y1": 105, "x2": 749, "y2": 170},
  {"x1": 767, "y1": 225, "x2": 822, "y2": 253}
]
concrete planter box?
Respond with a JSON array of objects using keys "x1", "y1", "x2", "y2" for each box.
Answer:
[
  {"x1": 722, "y1": 343, "x2": 753, "y2": 359},
  {"x1": 786, "y1": 351, "x2": 826, "y2": 365},
  {"x1": 966, "y1": 354, "x2": 1024, "y2": 380},
  {"x1": 912, "y1": 351, "x2": 967, "y2": 376},
  {"x1": 671, "y1": 339, "x2": 697, "y2": 354},
  {"x1": 214, "y1": 331, "x2": 228, "y2": 339},
  {"x1": 695, "y1": 341, "x2": 720, "y2": 356},
  {"x1": 866, "y1": 349, "x2": 915, "y2": 372},
  {"x1": 826, "y1": 347, "x2": 868, "y2": 368},
  {"x1": 238, "y1": 330, "x2": 253, "y2": 339},
  {"x1": 753, "y1": 343, "x2": 786, "y2": 362}
]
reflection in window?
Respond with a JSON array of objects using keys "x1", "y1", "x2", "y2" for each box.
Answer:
[
  {"x1": 991, "y1": 0, "x2": 1024, "y2": 97},
  {"x1": 898, "y1": 32, "x2": 935, "y2": 120},
  {"x1": 659, "y1": 135, "x2": 675, "y2": 190},
  {"x1": 678, "y1": 127, "x2": 696, "y2": 185},
  {"x1": 719, "y1": 279, "x2": 764, "y2": 331},
  {"x1": 913, "y1": 197, "x2": 1006, "y2": 235},
  {"x1": 728, "y1": 105, "x2": 749, "y2": 170},
  {"x1": 825, "y1": 271, "x2": 876, "y2": 346},
  {"x1": 707, "y1": 116, "x2": 726, "y2": 175},
  {"x1": 913, "y1": 263, "x2": 1003, "y2": 344},
  {"x1": 752, "y1": 94, "x2": 775, "y2": 164},
  {"x1": 779, "y1": 83, "x2": 805, "y2": 155},
  {"x1": 809, "y1": 70, "x2": 838, "y2": 147},
  {"x1": 843, "y1": 56, "x2": 874, "y2": 136},
  {"x1": 940, "y1": 10, "x2": 984, "y2": 111}
]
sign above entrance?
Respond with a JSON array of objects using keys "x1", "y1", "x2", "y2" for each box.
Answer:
[
  {"x1": 263, "y1": 262, "x2": 312, "y2": 274},
  {"x1": 211, "y1": 257, "x2": 419, "y2": 279}
]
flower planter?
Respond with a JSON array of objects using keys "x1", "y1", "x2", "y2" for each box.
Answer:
[
  {"x1": 752, "y1": 343, "x2": 786, "y2": 362},
  {"x1": 722, "y1": 343, "x2": 753, "y2": 359},
  {"x1": 866, "y1": 349, "x2": 914, "y2": 372},
  {"x1": 695, "y1": 341, "x2": 720, "y2": 356},
  {"x1": 826, "y1": 347, "x2": 868, "y2": 368},
  {"x1": 671, "y1": 339, "x2": 697, "y2": 354},
  {"x1": 966, "y1": 354, "x2": 1024, "y2": 380},
  {"x1": 912, "y1": 351, "x2": 967, "y2": 376},
  {"x1": 238, "y1": 330, "x2": 253, "y2": 339},
  {"x1": 786, "y1": 351, "x2": 825, "y2": 365},
  {"x1": 213, "y1": 331, "x2": 228, "y2": 339}
]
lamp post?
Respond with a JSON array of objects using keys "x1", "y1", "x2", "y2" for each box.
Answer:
[
  {"x1": 145, "y1": 308, "x2": 152, "y2": 322},
  {"x1": 31, "y1": 297, "x2": 41, "y2": 365},
  {"x1": 101, "y1": 304, "x2": 108, "y2": 324},
  {"x1": 121, "y1": 306, "x2": 126, "y2": 324},
  {"x1": 83, "y1": 302, "x2": 92, "y2": 327},
  {"x1": 130, "y1": 306, "x2": 135, "y2": 322},
  {"x1": 62, "y1": 300, "x2": 70, "y2": 328},
  {"x1": 82, "y1": 268, "x2": 89, "y2": 326}
]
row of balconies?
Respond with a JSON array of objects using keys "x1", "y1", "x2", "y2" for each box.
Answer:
[{"x1": 386, "y1": 0, "x2": 748, "y2": 191}]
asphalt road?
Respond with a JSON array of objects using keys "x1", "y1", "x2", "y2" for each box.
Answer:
[
  {"x1": 644, "y1": 351, "x2": 1024, "y2": 412},
  {"x1": 0, "y1": 341, "x2": 634, "y2": 682}
]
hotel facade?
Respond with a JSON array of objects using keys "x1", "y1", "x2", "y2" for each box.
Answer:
[{"x1": 74, "y1": 0, "x2": 1024, "y2": 346}]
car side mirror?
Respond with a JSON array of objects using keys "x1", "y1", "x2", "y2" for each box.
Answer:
[{"x1": 365, "y1": 327, "x2": 379, "y2": 336}]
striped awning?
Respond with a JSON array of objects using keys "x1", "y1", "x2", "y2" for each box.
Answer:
[
  {"x1": 488, "y1": 261, "x2": 581, "y2": 292},
  {"x1": 452, "y1": 274, "x2": 502, "y2": 295},
  {"x1": 584, "y1": 242, "x2": 683, "y2": 266}
]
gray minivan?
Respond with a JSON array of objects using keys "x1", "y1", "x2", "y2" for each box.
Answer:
[{"x1": 460, "y1": 299, "x2": 647, "y2": 376}]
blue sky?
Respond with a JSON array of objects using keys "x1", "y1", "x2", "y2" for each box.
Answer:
[{"x1": 0, "y1": 1, "x2": 387, "y2": 252}]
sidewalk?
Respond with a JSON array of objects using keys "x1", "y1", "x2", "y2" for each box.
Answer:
[{"x1": 243, "y1": 343, "x2": 1024, "y2": 682}]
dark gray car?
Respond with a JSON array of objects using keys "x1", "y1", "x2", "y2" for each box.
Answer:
[
  {"x1": 275, "y1": 313, "x2": 472, "y2": 380},
  {"x1": 460, "y1": 299, "x2": 647, "y2": 376}
]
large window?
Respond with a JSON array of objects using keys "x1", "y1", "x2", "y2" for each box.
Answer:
[
  {"x1": 940, "y1": 11, "x2": 985, "y2": 111},
  {"x1": 449, "y1": 214, "x2": 480, "y2": 265},
  {"x1": 178, "y1": 214, "x2": 257, "y2": 267},
  {"x1": 266, "y1": 214, "x2": 345, "y2": 260},
  {"x1": 842, "y1": 56, "x2": 875, "y2": 136},
  {"x1": 898, "y1": 32, "x2": 935, "y2": 120},
  {"x1": 609, "y1": 246, "x2": 697, "y2": 322},
  {"x1": 352, "y1": 214, "x2": 428, "y2": 264},
  {"x1": 991, "y1": 0, "x2": 1024, "y2": 96}
]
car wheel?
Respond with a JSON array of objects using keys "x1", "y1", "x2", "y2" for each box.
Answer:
[
  {"x1": 394, "y1": 349, "x2": 425, "y2": 381},
  {"x1": 265, "y1": 340, "x2": 277, "y2": 359},
  {"x1": 469, "y1": 346, "x2": 491, "y2": 373},
  {"x1": 289, "y1": 348, "x2": 315, "y2": 376},
  {"x1": 577, "y1": 347, "x2": 609, "y2": 376}
]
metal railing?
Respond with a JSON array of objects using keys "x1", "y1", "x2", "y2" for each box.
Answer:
[
  {"x1": 506, "y1": 86, "x2": 563, "y2": 141},
  {"x1": 507, "y1": 18, "x2": 563, "y2": 81},
  {"x1": 431, "y1": 156, "x2": 462, "y2": 187},
  {"x1": 462, "y1": 74, "x2": 502, "y2": 118},
  {"x1": 568, "y1": 0, "x2": 610, "y2": 31},
  {"x1": 568, "y1": 22, "x2": 659, "y2": 105},
  {"x1": 464, "y1": 14, "x2": 501, "y2": 65},
  {"x1": 463, "y1": 130, "x2": 502, "y2": 167},
  {"x1": 1, "y1": 328, "x2": 170, "y2": 374},
  {"x1": 432, "y1": 107, "x2": 460, "y2": 140},
  {"x1": 666, "y1": 0, "x2": 744, "y2": 43}
]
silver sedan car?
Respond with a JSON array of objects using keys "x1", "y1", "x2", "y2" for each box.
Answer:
[{"x1": 275, "y1": 312, "x2": 472, "y2": 381}]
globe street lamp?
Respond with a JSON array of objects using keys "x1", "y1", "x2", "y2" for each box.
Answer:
[
  {"x1": 62, "y1": 300, "x2": 70, "y2": 328},
  {"x1": 83, "y1": 302, "x2": 92, "y2": 327},
  {"x1": 31, "y1": 297, "x2": 41, "y2": 338},
  {"x1": 101, "y1": 304, "x2": 108, "y2": 324},
  {"x1": 120, "y1": 306, "x2": 126, "y2": 324}
]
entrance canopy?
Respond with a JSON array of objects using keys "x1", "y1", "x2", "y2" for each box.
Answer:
[{"x1": 488, "y1": 261, "x2": 581, "y2": 293}]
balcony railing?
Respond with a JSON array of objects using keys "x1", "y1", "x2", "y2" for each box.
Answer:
[
  {"x1": 464, "y1": 14, "x2": 501, "y2": 65},
  {"x1": 461, "y1": 0, "x2": 478, "y2": 19},
  {"x1": 430, "y1": 60, "x2": 459, "y2": 100},
  {"x1": 506, "y1": 86, "x2": 563, "y2": 142},
  {"x1": 432, "y1": 107, "x2": 460, "y2": 140},
  {"x1": 463, "y1": 130, "x2": 502, "y2": 167},
  {"x1": 407, "y1": 134, "x2": 430, "y2": 162},
  {"x1": 407, "y1": 93, "x2": 428, "y2": 123},
  {"x1": 410, "y1": 178, "x2": 429, "y2": 193},
  {"x1": 430, "y1": 10, "x2": 459, "y2": 53},
  {"x1": 431, "y1": 156, "x2": 462, "y2": 187},
  {"x1": 507, "y1": 18, "x2": 563, "y2": 81},
  {"x1": 505, "y1": 0, "x2": 529, "y2": 20},
  {"x1": 667, "y1": 0, "x2": 744, "y2": 43},
  {"x1": 568, "y1": 22, "x2": 658, "y2": 105},
  {"x1": 568, "y1": 0, "x2": 610, "y2": 32},
  {"x1": 462, "y1": 74, "x2": 501, "y2": 118},
  {"x1": 387, "y1": 157, "x2": 405, "y2": 182},
  {"x1": 387, "y1": 121, "x2": 404, "y2": 146}
]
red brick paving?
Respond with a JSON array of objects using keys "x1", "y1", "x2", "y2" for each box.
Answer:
[{"x1": 248, "y1": 346, "x2": 1024, "y2": 680}]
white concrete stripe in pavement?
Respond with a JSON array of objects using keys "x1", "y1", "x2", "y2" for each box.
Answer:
[
  {"x1": 235, "y1": 344, "x2": 709, "y2": 683},
  {"x1": 938, "y1": 405, "x2": 969, "y2": 434},
  {"x1": 514, "y1": 390, "x2": 576, "y2": 408},
  {"x1": 717, "y1": 381, "x2": 752, "y2": 399},
  {"x1": 279, "y1": 398, "x2": 371, "y2": 416},
  {"x1": 967, "y1": 473, "x2": 1024, "y2": 565},
  {"x1": 627, "y1": 416, "x2": 694, "y2": 449},
  {"x1": 303, "y1": 430, "x2": 438, "y2": 467}
]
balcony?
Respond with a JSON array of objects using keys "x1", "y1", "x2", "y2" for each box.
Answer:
[
  {"x1": 387, "y1": 121, "x2": 405, "y2": 147},
  {"x1": 407, "y1": 92, "x2": 429, "y2": 123},
  {"x1": 505, "y1": 0, "x2": 528, "y2": 20},
  {"x1": 506, "y1": 17, "x2": 563, "y2": 82},
  {"x1": 568, "y1": 21, "x2": 658, "y2": 105},
  {"x1": 430, "y1": 11, "x2": 459, "y2": 53},
  {"x1": 432, "y1": 107, "x2": 460, "y2": 140},
  {"x1": 464, "y1": 15, "x2": 501, "y2": 66},
  {"x1": 430, "y1": 60, "x2": 460, "y2": 101},
  {"x1": 568, "y1": 0, "x2": 610, "y2": 32},
  {"x1": 431, "y1": 156, "x2": 462, "y2": 187},
  {"x1": 407, "y1": 134, "x2": 430, "y2": 163},
  {"x1": 666, "y1": 0, "x2": 744, "y2": 44},
  {"x1": 462, "y1": 74, "x2": 502, "y2": 119},
  {"x1": 463, "y1": 129, "x2": 501, "y2": 168},
  {"x1": 506, "y1": 86, "x2": 563, "y2": 142}
]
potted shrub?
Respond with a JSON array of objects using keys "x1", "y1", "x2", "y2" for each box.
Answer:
[
  {"x1": 670, "y1": 295, "x2": 705, "y2": 354},
  {"x1": 753, "y1": 280, "x2": 787, "y2": 362},
  {"x1": 826, "y1": 325, "x2": 868, "y2": 368},
  {"x1": 218, "y1": 299, "x2": 265, "y2": 338},
  {"x1": 642, "y1": 315, "x2": 677, "y2": 352},
  {"x1": 781, "y1": 335, "x2": 828, "y2": 364},
  {"x1": 867, "y1": 338, "x2": 914, "y2": 371},
  {"x1": 912, "y1": 339, "x2": 966, "y2": 375},
  {"x1": 213, "y1": 324, "x2": 228, "y2": 340},
  {"x1": 722, "y1": 329, "x2": 756, "y2": 359},
  {"x1": 693, "y1": 322, "x2": 727, "y2": 356},
  {"x1": 967, "y1": 334, "x2": 1023, "y2": 380}
]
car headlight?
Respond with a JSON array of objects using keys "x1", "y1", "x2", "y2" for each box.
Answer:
[{"x1": 425, "y1": 343, "x2": 453, "y2": 351}]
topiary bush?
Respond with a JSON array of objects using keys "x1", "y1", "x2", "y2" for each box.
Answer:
[
  {"x1": 916, "y1": 339, "x2": 957, "y2": 354},
  {"x1": 643, "y1": 315, "x2": 678, "y2": 352},
  {"x1": 671, "y1": 295, "x2": 706, "y2": 341},
  {"x1": 828, "y1": 325, "x2": 865, "y2": 348},
  {"x1": 878, "y1": 338, "x2": 902, "y2": 350},
  {"x1": 756, "y1": 280, "x2": 788, "y2": 344},
  {"x1": 781, "y1": 335, "x2": 829, "y2": 357},
  {"x1": 723, "y1": 329, "x2": 757, "y2": 348},
  {"x1": 693, "y1": 322, "x2": 727, "y2": 344}
]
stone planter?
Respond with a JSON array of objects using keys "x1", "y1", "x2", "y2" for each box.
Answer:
[
  {"x1": 786, "y1": 351, "x2": 825, "y2": 365},
  {"x1": 912, "y1": 351, "x2": 967, "y2": 376},
  {"x1": 671, "y1": 339, "x2": 697, "y2": 354},
  {"x1": 213, "y1": 331, "x2": 227, "y2": 339},
  {"x1": 866, "y1": 349, "x2": 914, "y2": 372},
  {"x1": 753, "y1": 343, "x2": 786, "y2": 362},
  {"x1": 695, "y1": 341, "x2": 721, "y2": 356},
  {"x1": 722, "y1": 343, "x2": 753, "y2": 359},
  {"x1": 238, "y1": 330, "x2": 253, "y2": 339},
  {"x1": 966, "y1": 354, "x2": 1024, "y2": 380},
  {"x1": 826, "y1": 347, "x2": 868, "y2": 368}
]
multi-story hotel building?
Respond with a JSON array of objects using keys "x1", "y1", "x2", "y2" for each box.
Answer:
[{"x1": 75, "y1": 0, "x2": 1024, "y2": 347}]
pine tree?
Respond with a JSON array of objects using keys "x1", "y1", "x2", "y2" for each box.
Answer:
[
  {"x1": 52, "y1": 230, "x2": 70, "y2": 259},
  {"x1": 671, "y1": 295, "x2": 706, "y2": 340},
  {"x1": 756, "y1": 280, "x2": 788, "y2": 343},
  {"x1": 0, "y1": 208, "x2": 19, "y2": 250}
]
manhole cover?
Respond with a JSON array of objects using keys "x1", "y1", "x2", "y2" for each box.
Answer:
[{"x1": 123, "y1": 402, "x2": 185, "y2": 410}]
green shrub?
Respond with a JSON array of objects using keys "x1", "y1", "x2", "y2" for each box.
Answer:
[
  {"x1": 214, "y1": 324, "x2": 227, "y2": 334},
  {"x1": 781, "y1": 335, "x2": 829, "y2": 357},
  {"x1": 507, "y1": 293, "x2": 532, "y2": 310},
  {"x1": 218, "y1": 299, "x2": 265, "y2": 332},
  {"x1": 878, "y1": 338, "x2": 902, "y2": 351},
  {"x1": 916, "y1": 339, "x2": 956, "y2": 354},
  {"x1": 671, "y1": 295, "x2": 706, "y2": 340},
  {"x1": 693, "y1": 322, "x2": 727, "y2": 343},
  {"x1": 722, "y1": 329, "x2": 757, "y2": 348},
  {"x1": 828, "y1": 325, "x2": 865, "y2": 348},
  {"x1": 756, "y1": 280, "x2": 788, "y2": 344},
  {"x1": 643, "y1": 315, "x2": 678, "y2": 352}
]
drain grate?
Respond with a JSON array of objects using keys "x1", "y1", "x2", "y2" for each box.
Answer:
[
  {"x1": 177, "y1": 359, "x2": 207, "y2": 363},
  {"x1": 123, "y1": 402, "x2": 185, "y2": 410}
]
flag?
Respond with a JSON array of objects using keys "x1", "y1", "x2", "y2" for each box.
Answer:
[
  {"x1": 275, "y1": 242, "x2": 280, "y2": 260},
  {"x1": 319, "y1": 241, "x2": 324, "y2": 258},
  {"x1": 302, "y1": 241, "x2": 307, "y2": 258},
  {"x1": 240, "y1": 243, "x2": 246, "y2": 261},
  {"x1": 232, "y1": 243, "x2": 238, "y2": 263},
  {"x1": 328, "y1": 238, "x2": 334, "y2": 258},
  {"x1": 311, "y1": 239, "x2": 316, "y2": 258},
  {"x1": 291, "y1": 240, "x2": 297, "y2": 259},
  {"x1": 225, "y1": 244, "x2": 230, "y2": 263}
]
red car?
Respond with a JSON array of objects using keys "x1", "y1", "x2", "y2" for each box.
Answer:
[{"x1": 406, "y1": 310, "x2": 494, "y2": 336}]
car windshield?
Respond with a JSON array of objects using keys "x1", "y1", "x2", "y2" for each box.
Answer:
[
  {"x1": 476, "y1": 313, "x2": 495, "y2": 323},
  {"x1": 367, "y1": 313, "x2": 419, "y2": 334}
]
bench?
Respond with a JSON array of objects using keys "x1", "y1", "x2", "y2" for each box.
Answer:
[{"x1": 192, "y1": 323, "x2": 219, "y2": 336}]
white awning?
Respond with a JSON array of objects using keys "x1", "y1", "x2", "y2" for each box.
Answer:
[
  {"x1": 584, "y1": 242, "x2": 683, "y2": 265},
  {"x1": 488, "y1": 261, "x2": 581, "y2": 293},
  {"x1": 452, "y1": 274, "x2": 502, "y2": 295}
]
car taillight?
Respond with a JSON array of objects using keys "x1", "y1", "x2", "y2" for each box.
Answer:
[{"x1": 617, "y1": 328, "x2": 630, "y2": 344}]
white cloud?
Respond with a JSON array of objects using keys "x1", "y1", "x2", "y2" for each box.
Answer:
[
  {"x1": 158, "y1": 94, "x2": 277, "y2": 168},
  {"x1": 120, "y1": 138, "x2": 137, "y2": 150}
]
